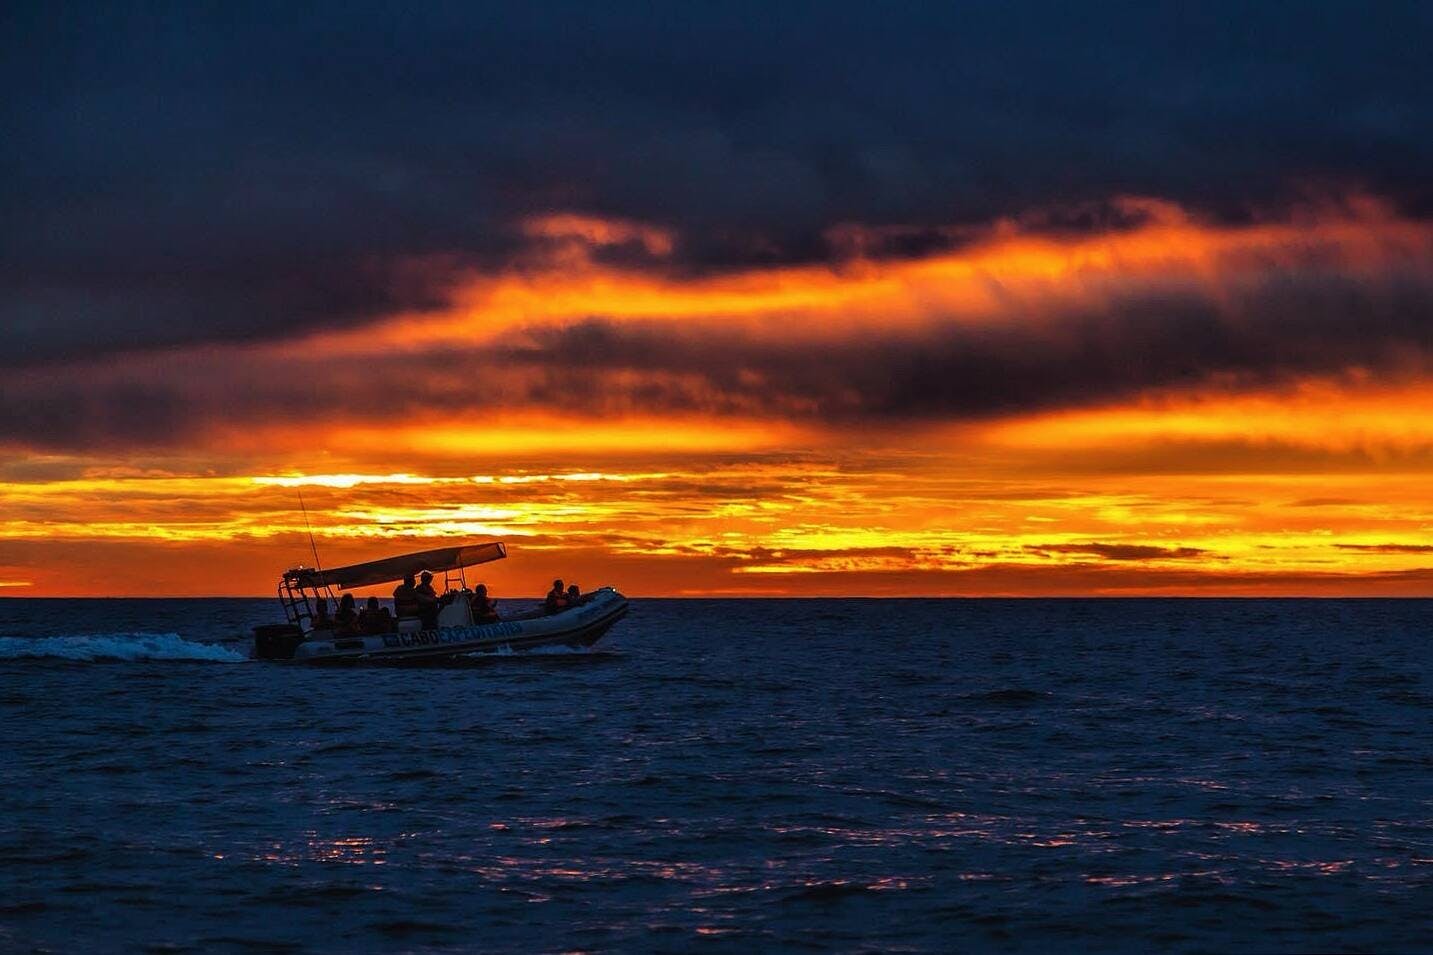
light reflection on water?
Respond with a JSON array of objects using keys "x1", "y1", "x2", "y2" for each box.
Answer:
[{"x1": 1, "y1": 597, "x2": 1431, "y2": 952}]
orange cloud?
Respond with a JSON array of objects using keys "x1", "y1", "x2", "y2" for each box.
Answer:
[
  {"x1": 308, "y1": 193, "x2": 1433, "y2": 355},
  {"x1": 2, "y1": 196, "x2": 1430, "y2": 596},
  {"x1": 522, "y1": 213, "x2": 675, "y2": 256}
]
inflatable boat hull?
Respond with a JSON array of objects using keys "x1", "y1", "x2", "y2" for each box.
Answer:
[{"x1": 277, "y1": 588, "x2": 627, "y2": 663}]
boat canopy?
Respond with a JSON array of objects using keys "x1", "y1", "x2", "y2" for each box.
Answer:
[{"x1": 286, "y1": 541, "x2": 507, "y2": 590}]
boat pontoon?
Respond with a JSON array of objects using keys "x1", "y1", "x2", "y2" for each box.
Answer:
[{"x1": 252, "y1": 541, "x2": 627, "y2": 663}]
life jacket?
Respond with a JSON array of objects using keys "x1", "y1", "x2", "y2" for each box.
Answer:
[
  {"x1": 361, "y1": 607, "x2": 393, "y2": 634},
  {"x1": 393, "y1": 583, "x2": 419, "y2": 617},
  {"x1": 471, "y1": 595, "x2": 498, "y2": 620}
]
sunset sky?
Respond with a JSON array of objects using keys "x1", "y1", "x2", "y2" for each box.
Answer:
[{"x1": 3, "y1": 3, "x2": 1432, "y2": 596}]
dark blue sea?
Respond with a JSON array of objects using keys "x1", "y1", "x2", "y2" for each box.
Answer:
[{"x1": 1, "y1": 598, "x2": 1430, "y2": 953}]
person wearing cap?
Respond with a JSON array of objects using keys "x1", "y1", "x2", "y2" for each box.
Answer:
[{"x1": 415, "y1": 571, "x2": 440, "y2": 629}]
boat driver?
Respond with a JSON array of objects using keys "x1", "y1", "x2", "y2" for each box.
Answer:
[{"x1": 415, "y1": 571, "x2": 440, "y2": 629}]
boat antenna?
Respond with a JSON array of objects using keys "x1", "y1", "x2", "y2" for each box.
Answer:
[{"x1": 296, "y1": 488, "x2": 333, "y2": 600}]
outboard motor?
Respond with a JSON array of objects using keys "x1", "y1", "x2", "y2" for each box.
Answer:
[{"x1": 253, "y1": 623, "x2": 305, "y2": 661}]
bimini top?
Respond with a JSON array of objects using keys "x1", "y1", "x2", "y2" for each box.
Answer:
[{"x1": 285, "y1": 541, "x2": 507, "y2": 590}]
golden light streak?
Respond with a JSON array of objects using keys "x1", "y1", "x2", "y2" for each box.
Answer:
[
  {"x1": 215, "y1": 416, "x2": 818, "y2": 461},
  {"x1": 985, "y1": 380, "x2": 1433, "y2": 454}
]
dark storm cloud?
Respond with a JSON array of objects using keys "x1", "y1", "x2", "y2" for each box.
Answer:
[
  {"x1": 4, "y1": 1, "x2": 1433, "y2": 361},
  {"x1": 483, "y1": 271, "x2": 1433, "y2": 421},
  {"x1": 1, "y1": 260, "x2": 1430, "y2": 451}
]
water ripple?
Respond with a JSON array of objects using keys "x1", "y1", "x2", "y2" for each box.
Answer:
[{"x1": 1, "y1": 597, "x2": 1430, "y2": 952}]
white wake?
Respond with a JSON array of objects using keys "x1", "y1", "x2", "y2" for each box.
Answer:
[{"x1": 0, "y1": 632, "x2": 247, "y2": 663}]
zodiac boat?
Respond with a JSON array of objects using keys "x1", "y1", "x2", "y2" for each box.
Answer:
[{"x1": 252, "y1": 541, "x2": 627, "y2": 663}]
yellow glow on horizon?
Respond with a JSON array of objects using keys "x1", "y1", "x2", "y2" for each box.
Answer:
[{"x1": 2, "y1": 445, "x2": 1430, "y2": 594}]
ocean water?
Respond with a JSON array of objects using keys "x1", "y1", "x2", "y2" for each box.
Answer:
[{"x1": 1, "y1": 598, "x2": 1430, "y2": 953}]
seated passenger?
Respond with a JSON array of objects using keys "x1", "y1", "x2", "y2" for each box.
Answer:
[
  {"x1": 566, "y1": 584, "x2": 582, "y2": 606},
  {"x1": 393, "y1": 573, "x2": 420, "y2": 619},
  {"x1": 545, "y1": 578, "x2": 568, "y2": 614},
  {"x1": 416, "y1": 571, "x2": 440, "y2": 629},
  {"x1": 359, "y1": 596, "x2": 393, "y2": 634},
  {"x1": 470, "y1": 583, "x2": 499, "y2": 623},
  {"x1": 311, "y1": 596, "x2": 332, "y2": 631},
  {"x1": 334, "y1": 593, "x2": 360, "y2": 634}
]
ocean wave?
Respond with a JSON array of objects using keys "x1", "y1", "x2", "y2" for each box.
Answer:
[{"x1": 0, "y1": 632, "x2": 247, "y2": 663}]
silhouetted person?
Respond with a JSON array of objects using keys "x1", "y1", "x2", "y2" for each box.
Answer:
[
  {"x1": 566, "y1": 584, "x2": 582, "y2": 606},
  {"x1": 311, "y1": 595, "x2": 331, "y2": 631},
  {"x1": 545, "y1": 578, "x2": 567, "y2": 614},
  {"x1": 470, "y1": 583, "x2": 498, "y2": 623},
  {"x1": 334, "y1": 593, "x2": 359, "y2": 634},
  {"x1": 416, "y1": 571, "x2": 440, "y2": 629},
  {"x1": 393, "y1": 573, "x2": 419, "y2": 619},
  {"x1": 359, "y1": 596, "x2": 393, "y2": 634}
]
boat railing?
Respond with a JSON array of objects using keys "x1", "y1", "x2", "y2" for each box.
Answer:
[{"x1": 279, "y1": 575, "x2": 320, "y2": 630}]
